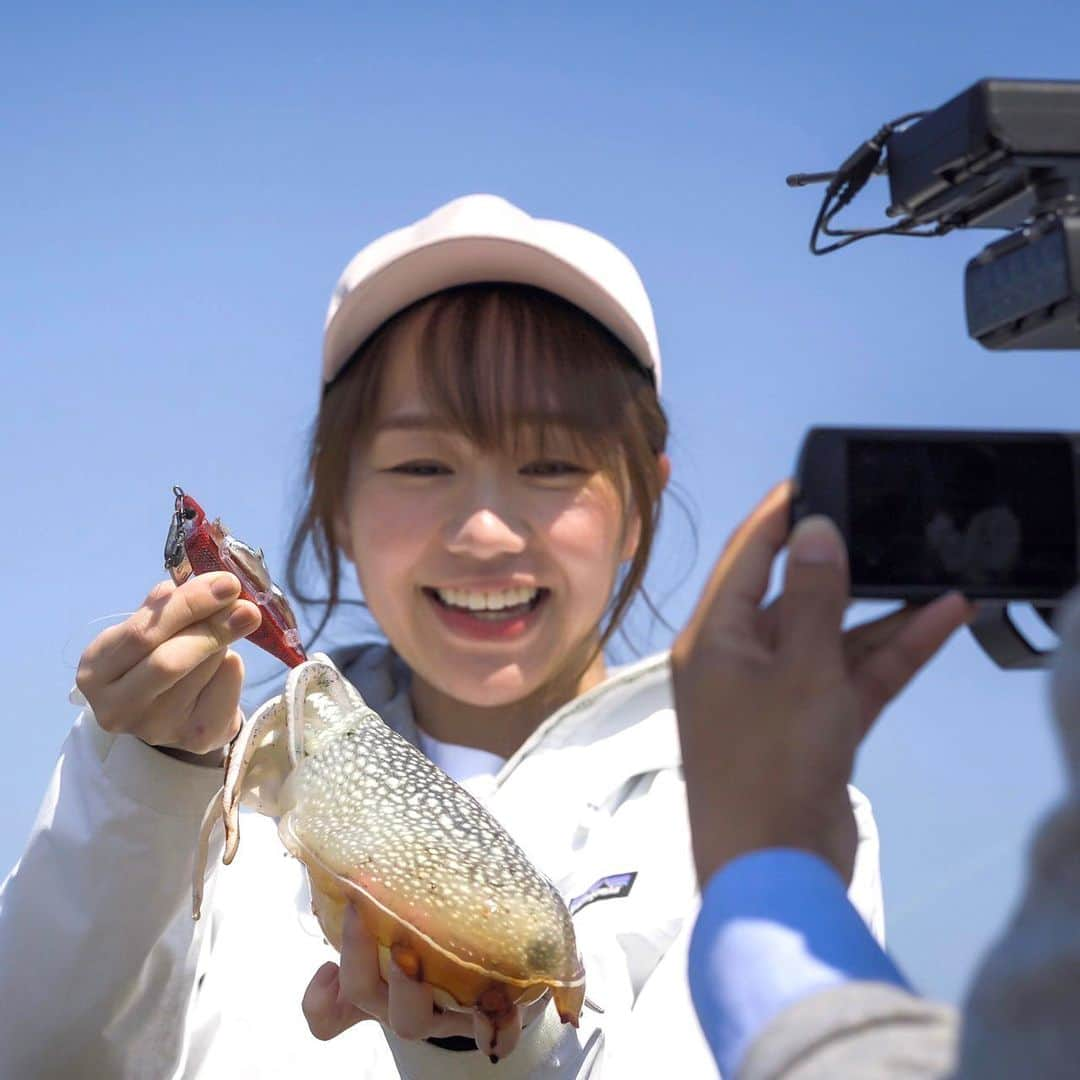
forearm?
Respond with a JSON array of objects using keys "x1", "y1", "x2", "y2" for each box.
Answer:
[{"x1": 0, "y1": 709, "x2": 223, "y2": 1077}]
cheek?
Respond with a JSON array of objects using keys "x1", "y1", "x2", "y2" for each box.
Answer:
[
  {"x1": 346, "y1": 492, "x2": 434, "y2": 598},
  {"x1": 545, "y1": 495, "x2": 626, "y2": 579}
]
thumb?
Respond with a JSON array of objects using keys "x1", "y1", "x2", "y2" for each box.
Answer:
[{"x1": 777, "y1": 515, "x2": 850, "y2": 666}]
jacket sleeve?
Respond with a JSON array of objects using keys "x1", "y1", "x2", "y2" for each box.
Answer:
[{"x1": 0, "y1": 706, "x2": 225, "y2": 1079}]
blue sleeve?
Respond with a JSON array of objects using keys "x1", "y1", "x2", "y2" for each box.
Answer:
[{"x1": 687, "y1": 849, "x2": 910, "y2": 1078}]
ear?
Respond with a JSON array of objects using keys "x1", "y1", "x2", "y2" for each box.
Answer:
[
  {"x1": 620, "y1": 453, "x2": 672, "y2": 562},
  {"x1": 657, "y1": 452, "x2": 672, "y2": 490}
]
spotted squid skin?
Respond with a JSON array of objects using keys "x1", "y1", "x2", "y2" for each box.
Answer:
[{"x1": 273, "y1": 659, "x2": 585, "y2": 1020}]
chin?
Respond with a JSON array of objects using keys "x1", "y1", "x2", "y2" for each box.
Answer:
[{"x1": 429, "y1": 663, "x2": 545, "y2": 709}]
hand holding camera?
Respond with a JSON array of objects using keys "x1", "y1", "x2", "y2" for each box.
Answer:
[{"x1": 671, "y1": 479, "x2": 973, "y2": 886}]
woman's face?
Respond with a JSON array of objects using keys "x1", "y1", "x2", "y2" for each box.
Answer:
[{"x1": 336, "y1": 342, "x2": 638, "y2": 710}]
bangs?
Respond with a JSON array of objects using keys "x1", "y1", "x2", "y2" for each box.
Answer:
[{"x1": 387, "y1": 285, "x2": 659, "y2": 477}]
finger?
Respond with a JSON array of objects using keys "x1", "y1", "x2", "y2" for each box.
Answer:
[
  {"x1": 844, "y1": 603, "x2": 968, "y2": 674},
  {"x1": 777, "y1": 515, "x2": 849, "y2": 672},
  {"x1": 147, "y1": 642, "x2": 228, "y2": 715},
  {"x1": 765, "y1": 600, "x2": 949, "y2": 669},
  {"x1": 123, "y1": 647, "x2": 228, "y2": 745},
  {"x1": 86, "y1": 574, "x2": 243, "y2": 686},
  {"x1": 179, "y1": 651, "x2": 246, "y2": 755},
  {"x1": 79, "y1": 579, "x2": 178, "y2": 688},
  {"x1": 474, "y1": 1010, "x2": 498, "y2": 1059},
  {"x1": 387, "y1": 956, "x2": 436, "y2": 1040},
  {"x1": 491, "y1": 1004, "x2": 524, "y2": 1062},
  {"x1": 842, "y1": 604, "x2": 917, "y2": 668},
  {"x1": 687, "y1": 479, "x2": 794, "y2": 638},
  {"x1": 336, "y1": 904, "x2": 387, "y2": 1015},
  {"x1": 759, "y1": 591, "x2": 856, "y2": 652},
  {"x1": 107, "y1": 600, "x2": 260, "y2": 714},
  {"x1": 302, "y1": 961, "x2": 375, "y2": 1041},
  {"x1": 853, "y1": 591, "x2": 973, "y2": 734}
]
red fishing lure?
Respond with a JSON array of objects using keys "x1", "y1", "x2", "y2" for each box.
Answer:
[{"x1": 164, "y1": 486, "x2": 306, "y2": 668}]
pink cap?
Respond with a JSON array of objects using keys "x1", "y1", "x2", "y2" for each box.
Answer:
[{"x1": 323, "y1": 194, "x2": 662, "y2": 391}]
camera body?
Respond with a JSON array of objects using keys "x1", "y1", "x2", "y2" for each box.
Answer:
[{"x1": 792, "y1": 427, "x2": 1080, "y2": 604}]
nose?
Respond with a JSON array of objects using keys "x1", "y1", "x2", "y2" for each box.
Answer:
[{"x1": 444, "y1": 499, "x2": 528, "y2": 560}]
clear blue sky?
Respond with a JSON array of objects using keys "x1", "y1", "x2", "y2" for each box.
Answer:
[{"x1": 3, "y1": 2, "x2": 1078, "y2": 1007}]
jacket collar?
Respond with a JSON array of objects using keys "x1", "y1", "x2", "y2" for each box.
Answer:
[{"x1": 495, "y1": 651, "x2": 679, "y2": 789}]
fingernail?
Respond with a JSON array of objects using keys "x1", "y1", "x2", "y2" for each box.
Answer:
[
  {"x1": 789, "y1": 516, "x2": 845, "y2": 566},
  {"x1": 315, "y1": 961, "x2": 337, "y2": 988},
  {"x1": 212, "y1": 574, "x2": 240, "y2": 600}
]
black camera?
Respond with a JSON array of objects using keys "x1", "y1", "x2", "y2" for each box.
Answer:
[
  {"x1": 792, "y1": 428, "x2": 1079, "y2": 668},
  {"x1": 789, "y1": 80, "x2": 1080, "y2": 668}
]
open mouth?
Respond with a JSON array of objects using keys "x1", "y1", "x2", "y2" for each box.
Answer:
[{"x1": 424, "y1": 586, "x2": 547, "y2": 622}]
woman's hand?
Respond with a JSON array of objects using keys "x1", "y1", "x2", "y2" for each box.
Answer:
[
  {"x1": 670, "y1": 479, "x2": 974, "y2": 886},
  {"x1": 302, "y1": 904, "x2": 539, "y2": 1062},
  {"x1": 75, "y1": 572, "x2": 262, "y2": 762}
]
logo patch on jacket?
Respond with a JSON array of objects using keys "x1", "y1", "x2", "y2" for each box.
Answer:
[{"x1": 568, "y1": 871, "x2": 637, "y2": 915}]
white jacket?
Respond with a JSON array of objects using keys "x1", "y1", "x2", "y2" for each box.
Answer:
[{"x1": 0, "y1": 647, "x2": 884, "y2": 1079}]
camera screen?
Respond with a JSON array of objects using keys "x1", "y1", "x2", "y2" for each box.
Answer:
[{"x1": 848, "y1": 438, "x2": 1077, "y2": 591}]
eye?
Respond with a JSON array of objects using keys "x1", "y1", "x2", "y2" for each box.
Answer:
[
  {"x1": 386, "y1": 460, "x2": 452, "y2": 477},
  {"x1": 183, "y1": 508, "x2": 197, "y2": 520},
  {"x1": 521, "y1": 460, "x2": 587, "y2": 478}
]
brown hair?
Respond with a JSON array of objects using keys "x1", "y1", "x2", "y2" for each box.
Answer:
[{"x1": 284, "y1": 283, "x2": 669, "y2": 656}]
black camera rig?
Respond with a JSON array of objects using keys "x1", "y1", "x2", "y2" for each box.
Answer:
[
  {"x1": 789, "y1": 78, "x2": 1080, "y2": 350},
  {"x1": 788, "y1": 79, "x2": 1080, "y2": 669}
]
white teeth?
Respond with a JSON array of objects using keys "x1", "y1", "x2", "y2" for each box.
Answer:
[{"x1": 435, "y1": 586, "x2": 539, "y2": 611}]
